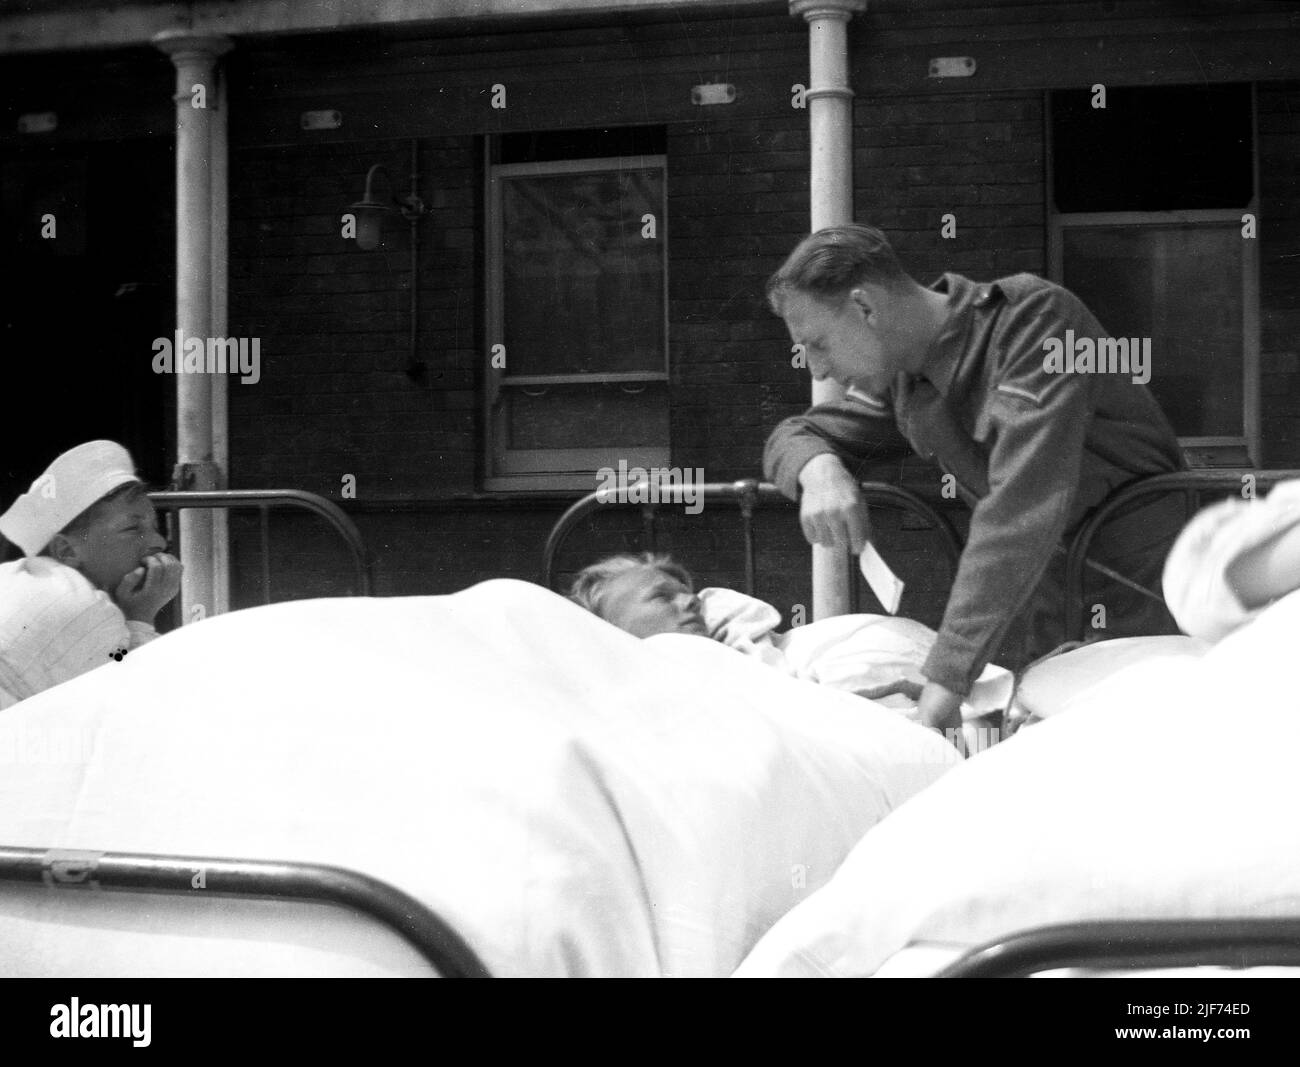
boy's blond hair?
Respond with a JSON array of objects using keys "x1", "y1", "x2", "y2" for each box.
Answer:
[{"x1": 568, "y1": 552, "x2": 695, "y2": 619}]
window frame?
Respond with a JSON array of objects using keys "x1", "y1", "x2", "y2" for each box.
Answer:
[
  {"x1": 1045, "y1": 86, "x2": 1261, "y2": 469},
  {"x1": 483, "y1": 148, "x2": 670, "y2": 492}
]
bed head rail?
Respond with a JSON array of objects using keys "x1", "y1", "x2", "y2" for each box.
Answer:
[
  {"x1": 935, "y1": 917, "x2": 1300, "y2": 977},
  {"x1": 1064, "y1": 469, "x2": 1300, "y2": 641},
  {"x1": 0, "y1": 844, "x2": 489, "y2": 978},
  {"x1": 542, "y1": 478, "x2": 963, "y2": 610},
  {"x1": 149, "y1": 489, "x2": 374, "y2": 601}
]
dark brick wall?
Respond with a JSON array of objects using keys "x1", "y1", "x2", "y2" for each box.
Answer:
[
  {"x1": 669, "y1": 118, "x2": 809, "y2": 483},
  {"x1": 0, "y1": 4, "x2": 1294, "y2": 645},
  {"x1": 853, "y1": 91, "x2": 1046, "y2": 282},
  {"x1": 224, "y1": 21, "x2": 835, "y2": 621},
  {"x1": 230, "y1": 137, "x2": 480, "y2": 500}
]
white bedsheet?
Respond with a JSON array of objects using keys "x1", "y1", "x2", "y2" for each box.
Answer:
[
  {"x1": 699, "y1": 588, "x2": 1013, "y2": 716},
  {"x1": 0, "y1": 579, "x2": 956, "y2": 978},
  {"x1": 735, "y1": 589, "x2": 1300, "y2": 978},
  {"x1": 1011, "y1": 635, "x2": 1211, "y2": 722}
]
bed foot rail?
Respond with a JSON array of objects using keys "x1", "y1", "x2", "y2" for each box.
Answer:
[
  {"x1": 0, "y1": 845, "x2": 490, "y2": 978},
  {"x1": 936, "y1": 917, "x2": 1300, "y2": 977}
]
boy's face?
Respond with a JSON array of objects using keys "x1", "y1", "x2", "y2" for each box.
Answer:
[
  {"x1": 598, "y1": 565, "x2": 709, "y2": 639},
  {"x1": 61, "y1": 487, "x2": 168, "y2": 593}
]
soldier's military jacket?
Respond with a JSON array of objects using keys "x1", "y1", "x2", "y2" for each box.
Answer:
[{"x1": 764, "y1": 272, "x2": 1185, "y2": 694}]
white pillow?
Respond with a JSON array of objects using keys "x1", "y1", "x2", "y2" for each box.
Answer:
[
  {"x1": 1013, "y1": 635, "x2": 1210, "y2": 720},
  {"x1": 698, "y1": 588, "x2": 1012, "y2": 716},
  {"x1": 736, "y1": 624, "x2": 1300, "y2": 978}
]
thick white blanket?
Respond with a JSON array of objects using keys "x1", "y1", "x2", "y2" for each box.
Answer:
[
  {"x1": 735, "y1": 589, "x2": 1300, "y2": 977},
  {"x1": 0, "y1": 579, "x2": 955, "y2": 977}
]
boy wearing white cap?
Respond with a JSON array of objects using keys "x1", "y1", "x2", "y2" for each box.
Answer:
[{"x1": 0, "y1": 440, "x2": 183, "y2": 708}]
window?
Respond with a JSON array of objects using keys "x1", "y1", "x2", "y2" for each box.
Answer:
[
  {"x1": 1048, "y1": 84, "x2": 1259, "y2": 467},
  {"x1": 485, "y1": 128, "x2": 668, "y2": 491}
]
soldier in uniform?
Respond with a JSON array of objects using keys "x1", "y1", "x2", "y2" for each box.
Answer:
[{"x1": 763, "y1": 224, "x2": 1185, "y2": 737}]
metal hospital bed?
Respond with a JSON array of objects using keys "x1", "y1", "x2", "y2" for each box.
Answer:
[
  {"x1": 0, "y1": 488, "x2": 491, "y2": 977},
  {"x1": 1062, "y1": 468, "x2": 1300, "y2": 641},
  {"x1": 0, "y1": 846, "x2": 491, "y2": 978},
  {"x1": 937, "y1": 918, "x2": 1300, "y2": 977},
  {"x1": 544, "y1": 468, "x2": 1300, "y2": 978},
  {"x1": 545, "y1": 469, "x2": 1300, "y2": 647},
  {"x1": 5, "y1": 473, "x2": 1298, "y2": 978},
  {"x1": 149, "y1": 488, "x2": 376, "y2": 603},
  {"x1": 542, "y1": 478, "x2": 964, "y2": 612}
]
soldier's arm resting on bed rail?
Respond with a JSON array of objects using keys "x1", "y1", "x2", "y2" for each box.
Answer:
[{"x1": 763, "y1": 398, "x2": 911, "y2": 555}]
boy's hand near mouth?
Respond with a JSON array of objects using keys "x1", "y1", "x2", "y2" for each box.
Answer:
[{"x1": 114, "y1": 552, "x2": 184, "y2": 624}]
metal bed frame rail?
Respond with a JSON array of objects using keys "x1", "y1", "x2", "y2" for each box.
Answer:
[
  {"x1": 546, "y1": 468, "x2": 1300, "y2": 641},
  {"x1": 542, "y1": 478, "x2": 964, "y2": 612},
  {"x1": 149, "y1": 489, "x2": 375, "y2": 602},
  {"x1": 0, "y1": 845, "x2": 490, "y2": 978},
  {"x1": 1063, "y1": 469, "x2": 1300, "y2": 642},
  {"x1": 936, "y1": 917, "x2": 1300, "y2": 977}
]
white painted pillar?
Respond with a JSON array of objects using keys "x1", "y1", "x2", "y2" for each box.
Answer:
[
  {"x1": 791, "y1": 0, "x2": 867, "y2": 620},
  {"x1": 153, "y1": 31, "x2": 232, "y2": 624},
  {"x1": 210, "y1": 68, "x2": 231, "y2": 615}
]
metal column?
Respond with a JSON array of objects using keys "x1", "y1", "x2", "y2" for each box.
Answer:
[{"x1": 791, "y1": 0, "x2": 867, "y2": 619}]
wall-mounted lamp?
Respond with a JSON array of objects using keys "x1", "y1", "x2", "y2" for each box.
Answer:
[
  {"x1": 348, "y1": 163, "x2": 428, "y2": 251},
  {"x1": 347, "y1": 143, "x2": 437, "y2": 385}
]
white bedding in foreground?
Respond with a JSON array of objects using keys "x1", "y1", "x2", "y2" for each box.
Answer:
[
  {"x1": 0, "y1": 579, "x2": 956, "y2": 978},
  {"x1": 736, "y1": 590, "x2": 1300, "y2": 978},
  {"x1": 1011, "y1": 635, "x2": 1211, "y2": 722}
]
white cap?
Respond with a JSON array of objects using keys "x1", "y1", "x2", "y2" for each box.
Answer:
[{"x1": 0, "y1": 440, "x2": 140, "y2": 556}]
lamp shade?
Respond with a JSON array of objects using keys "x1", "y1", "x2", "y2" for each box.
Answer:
[{"x1": 348, "y1": 198, "x2": 390, "y2": 251}]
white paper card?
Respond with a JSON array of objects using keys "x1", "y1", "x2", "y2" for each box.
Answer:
[{"x1": 859, "y1": 542, "x2": 905, "y2": 615}]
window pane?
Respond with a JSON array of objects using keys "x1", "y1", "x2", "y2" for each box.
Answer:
[
  {"x1": 501, "y1": 166, "x2": 664, "y2": 376},
  {"x1": 1051, "y1": 84, "x2": 1252, "y2": 212},
  {"x1": 504, "y1": 382, "x2": 669, "y2": 451},
  {"x1": 1062, "y1": 224, "x2": 1243, "y2": 437}
]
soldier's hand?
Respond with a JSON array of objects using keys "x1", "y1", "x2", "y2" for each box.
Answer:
[
  {"x1": 797, "y1": 454, "x2": 871, "y2": 555},
  {"x1": 917, "y1": 680, "x2": 965, "y2": 754}
]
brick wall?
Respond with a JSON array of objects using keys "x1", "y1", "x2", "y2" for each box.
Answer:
[
  {"x1": 223, "y1": 102, "x2": 960, "y2": 625},
  {"x1": 669, "y1": 117, "x2": 809, "y2": 482},
  {"x1": 229, "y1": 137, "x2": 479, "y2": 500},
  {"x1": 222, "y1": 19, "x2": 837, "y2": 620},
  {"x1": 219, "y1": 21, "x2": 1298, "y2": 630},
  {"x1": 1259, "y1": 81, "x2": 1300, "y2": 468},
  {"x1": 853, "y1": 91, "x2": 1046, "y2": 282},
  {"x1": 661, "y1": 115, "x2": 816, "y2": 623}
]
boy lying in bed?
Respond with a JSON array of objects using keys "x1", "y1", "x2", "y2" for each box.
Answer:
[
  {"x1": 0, "y1": 440, "x2": 183, "y2": 708},
  {"x1": 569, "y1": 552, "x2": 1012, "y2": 722}
]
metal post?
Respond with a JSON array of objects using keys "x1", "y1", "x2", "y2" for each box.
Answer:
[
  {"x1": 791, "y1": 0, "x2": 868, "y2": 619},
  {"x1": 736, "y1": 478, "x2": 759, "y2": 597},
  {"x1": 153, "y1": 30, "x2": 232, "y2": 624},
  {"x1": 210, "y1": 64, "x2": 231, "y2": 615}
]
